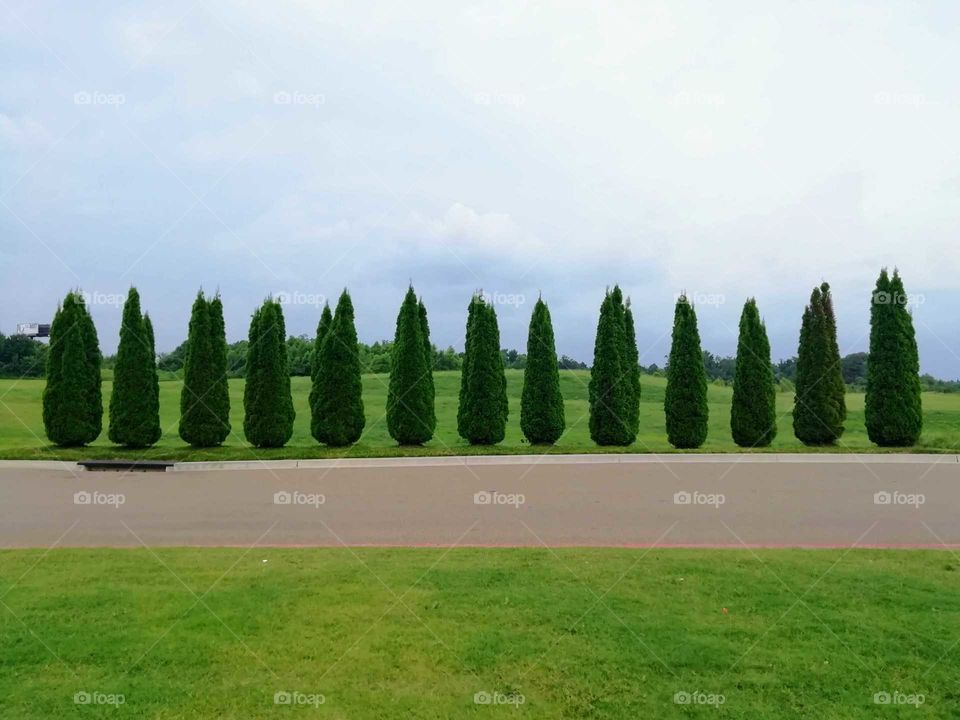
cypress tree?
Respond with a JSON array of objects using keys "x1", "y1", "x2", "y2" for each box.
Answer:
[
  {"x1": 142, "y1": 313, "x2": 162, "y2": 445},
  {"x1": 418, "y1": 297, "x2": 437, "y2": 435},
  {"x1": 731, "y1": 298, "x2": 777, "y2": 447},
  {"x1": 77, "y1": 294, "x2": 103, "y2": 439},
  {"x1": 820, "y1": 283, "x2": 847, "y2": 426},
  {"x1": 244, "y1": 299, "x2": 295, "y2": 448},
  {"x1": 43, "y1": 293, "x2": 100, "y2": 446},
  {"x1": 206, "y1": 293, "x2": 232, "y2": 443},
  {"x1": 793, "y1": 285, "x2": 844, "y2": 444},
  {"x1": 589, "y1": 290, "x2": 634, "y2": 445},
  {"x1": 387, "y1": 287, "x2": 434, "y2": 444},
  {"x1": 865, "y1": 269, "x2": 923, "y2": 446},
  {"x1": 459, "y1": 298, "x2": 508, "y2": 444},
  {"x1": 308, "y1": 302, "x2": 334, "y2": 416},
  {"x1": 520, "y1": 297, "x2": 565, "y2": 444},
  {"x1": 622, "y1": 295, "x2": 641, "y2": 435},
  {"x1": 457, "y1": 295, "x2": 482, "y2": 438},
  {"x1": 180, "y1": 291, "x2": 228, "y2": 446},
  {"x1": 665, "y1": 295, "x2": 709, "y2": 449},
  {"x1": 312, "y1": 289, "x2": 365, "y2": 446},
  {"x1": 109, "y1": 287, "x2": 161, "y2": 447}
]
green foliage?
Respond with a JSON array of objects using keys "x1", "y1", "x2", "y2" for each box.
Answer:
[
  {"x1": 731, "y1": 298, "x2": 777, "y2": 447},
  {"x1": 665, "y1": 296, "x2": 708, "y2": 449},
  {"x1": 457, "y1": 295, "x2": 482, "y2": 438},
  {"x1": 418, "y1": 298, "x2": 437, "y2": 433},
  {"x1": 243, "y1": 300, "x2": 295, "y2": 448},
  {"x1": 458, "y1": 298, "x2": 508, "y2": 445},
  {"x1": 386, "y1": 287, "x2": 435, "y2": 445},
  {"x1": 520, "y1": 297, "x2": 565, "y2": 444},
  {"x1": 0, "y1": 333, "x2": 47, "y2": 377},
  {"x1": 108, "y1": 288, "x2": 161, "y2": 447},
  {"x1": 179, "y1": 292, "x2": 230, "y2": 447},
  {"x1": 793, "y1": 284, "x2": 845, "y2": 445},
  {"x1": 589, "y1": 289, "x2": 634, "y2": 446},
  {"x1": 622, "y1": 297, "x2": 641, "y2": 435},
  {"x1": 42, "y1": 292, "x2": 102, "y2": 446},
  {"x1": 142, "y1": 314, "x2": 162, "y2": 443},
  {"x1": 311, "y1": 304, "x2": 333, "y2": 382},
  {"x1": 311, "y1": 290, "x2": 365, "y2": 446},
  {"x1": 865, "y1": 269, "x2": 923, "y2": 446}
]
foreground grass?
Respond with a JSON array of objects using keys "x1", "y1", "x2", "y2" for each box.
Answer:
[
  {"x1": 0, "y1": 549, "x2": 956, "y2": 718},
  {"x1": 0, "y1": 371, "x2": 957, "y2": 460}
]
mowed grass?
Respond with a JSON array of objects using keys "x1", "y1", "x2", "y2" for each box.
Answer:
[
  {"x1": 0, "y1": 371, "x2": 957, "y2": 460},
  {"x1": 0, "y1": 548, "x2": 957, "y2": 718}
]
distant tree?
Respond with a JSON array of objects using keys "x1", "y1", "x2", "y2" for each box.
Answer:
[
  {"x1": 109, "y1": 287, "x2": 161, "y2": 447},
  {"x1": 731, "y1": 298, "x2": 777, "y2": 447},
  {"x1": 589, "y1": 290, "x2": 634, "y2": 445},
  {"x1": 558, "y1": 355, "x2": 588, "y2": 370},
  {"x1": 841, "y1": 352, "x2": 868, "y2": 386},
  {"x1": 244, "y1": 299, "x2": 295, "y2": 448},
  {"x1": 459, "y1": 298, "x2": 508, "y2": 444},
  {"x1": 312, "y1": 290, "x2": 365, "y2": 446},
  {"x1": 665, "y1": 295, "x2": 709, "y2": 449},
  {"x1": 865, "y1": 269, "x2": 923, "y2": 446},
  {"x1": 386, "y1": 287, "x2": 434, "y2": 445},
  {"x1": 521, "y1": 297, "x2": 565, "y2": 444}
]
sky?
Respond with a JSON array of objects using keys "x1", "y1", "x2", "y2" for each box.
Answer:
[{"x1": 1, "y1": 0, "x2": 958, "y2": 378}]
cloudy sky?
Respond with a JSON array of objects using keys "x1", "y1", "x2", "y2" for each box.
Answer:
[{"x1": 2, "y1": 1, "x2": 958, "y2": 377}]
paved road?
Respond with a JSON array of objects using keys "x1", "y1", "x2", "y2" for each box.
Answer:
[{"x1": 0, "y1": 456, "x2": 957, "y2": 548}]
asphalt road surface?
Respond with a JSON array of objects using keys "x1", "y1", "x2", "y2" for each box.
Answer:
[{"x1": 0, "y1": 456, "x2": 957, "y2": 548}]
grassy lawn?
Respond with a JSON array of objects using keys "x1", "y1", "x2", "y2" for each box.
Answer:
[
  {"x1": 0, "y1": 548, "x2": 955, "y2": 718},
  {"x1": 0, "y1": 370, "x2": 957, "y2": 460}
]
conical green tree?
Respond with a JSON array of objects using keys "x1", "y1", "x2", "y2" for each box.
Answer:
[
  {"x1": 244, "y1": 299, "x2": 295, "y2": 448},
  {"x1": 141, "y1": 313, "x2": 162, "y2": 445},
  {"x1": 77, "y1": 294, "x2": 103, "y2": 439},
  {"x1": 312, "y1": 290, "x2": 365, "y2": 446},
  {"x1": 43, "y1": 293, "x2": 101, "y2": 446},
  {"x1": 109, "y1": 287, "x2": 161, "y2": 447},
  {"x1": 819, "y1": 283, "x2": 847, "y2": 426},
  {"x1": 665, "y1": 296, "x2": 709, "y2": 449},
  {"x1": 793, "y1": 285, "x2": 844, "y2": 444},
  {"x1": 589, "y1": 290, "x2": 634, "y2": 445},
  {"x1": 308, "y1": 303, "x2": 334, "y2": 415},
  {"x1": 206, "y1": 294, "x2": 232, "y2": 443},
  {"x1": 622, "y1": 295, "x2": 641, "y2": 435},
  {"x1": 457, "y1": 295, "x2": 482, "y2": 438},
  {"x1": 387, "y1": 287, "x2": 434, "y2": 444},
  {"x1": 865, "y1": 269, "x2": 923, "y2": 446},
  {"x1": 180, "y1": 292, "x2": 228, "y2": 446},
  {"x1": 418, "y1": 297, "x2": 437, "y2": 435},
  {"x1": 459, "y1": 299, "x2": 508, "y2": 444},
  {"x1": 731, "y1": 298, "x2": 777, "y2": 447},
  {"x1": 520, "y1": 297, "x2": 565, "y2": 444}
]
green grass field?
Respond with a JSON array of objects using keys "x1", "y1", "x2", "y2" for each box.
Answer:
[
  {"x1": 0, "y1": 370, "x2": 957, "y2": 460},
  {"x1": 0, "y1": 548, "x2": 954, "y2": 718}
]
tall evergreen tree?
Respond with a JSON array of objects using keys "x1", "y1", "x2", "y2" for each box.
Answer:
[
  {"x1": 418, "y1": 297, "x2": 437, "y2": 435},
  {"x1": 244, "y1": 299, "x2": 295, "y2": 448},
  {"x1": 312, "y1": 289, "x2": 365, "y2": 446},
  {"x1": 43, "y1": 293, "x2": 101, "y2": 446},
  {"x1": 459, "y1": 298, "x2": 508, "y2": 444},
  {"x1": 141, "y1": 313, "x2": 162, "y2": 445},
  {"x1": 731, "y1": 298, "x2": 778, "y2": 447},
  {"x1": 457, "y1": 295, "x2": 482, "y2": 438},
  {"x1": 664, "y1": 295, "x2": 709, "y2": 449},
  {"x1": 180, "y1": 292, "x2": 228, "y2": 446},
  {"x1": 387, "y1": 287, "x2": 434, "y2": 444},
  {"x1": 589, "y1": 290, "x2": 634, "y2": 445},
  {"x1": 793, "y1": 285, "x2": 844, "y2": 444},
  {"x1": 109, "y1": 287, "x2": 161, "y2": 447},
  {"x1": 622, "y1": 295, "x2": 641, "y2": 435},
  {"x1": 308, "y1": 302, "x2": 334, "y2": 416},
  {"x1": 77, "y1": 294, "x2": 103, "y2": 439},
  {"x1": 819, "y1": 283, "x2": 847, "y2": 425},
  {"x1": 206, "y1": 294, "x2": 232, "y2": 443},
  {"x1": 520, "y1": 297, "x2": 565, "y2": 444},
  {"x1": 865, "y1": 269, "x2": 923, "y2": 446}
]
